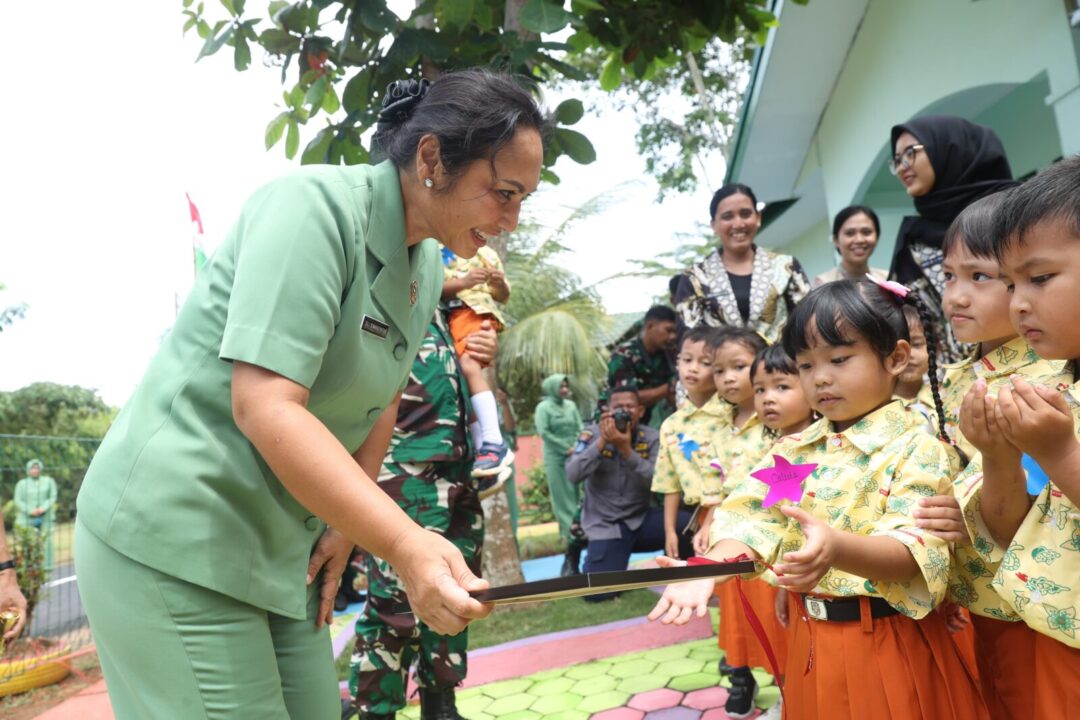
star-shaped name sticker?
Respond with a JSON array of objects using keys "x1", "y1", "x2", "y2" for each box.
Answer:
[
  {"x1": 676, "y1": 433, "x2": 700, "y2": 461},
  {"x1": 751, "y1": 455, "x2": 818, "y2": 508}
]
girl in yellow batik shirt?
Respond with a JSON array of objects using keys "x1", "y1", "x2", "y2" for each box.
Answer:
[{"x1": 650, "y1": 278, "x2": 986, "y2": 720}]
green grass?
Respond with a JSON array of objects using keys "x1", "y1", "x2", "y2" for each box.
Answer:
[
  {"x1": 465, "y1": 589, "x2": 659, "y2": 650},
  {"x1": 335, "y1": 589, "x2": 659, "y2": 681},
  {"x1": 516, "y1": 528, "x2": 564, "y2": 561}
]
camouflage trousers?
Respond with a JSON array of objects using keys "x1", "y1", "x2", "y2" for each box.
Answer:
[{"x1": 349, "y1": 459, "x2": 484, "y2": 715}]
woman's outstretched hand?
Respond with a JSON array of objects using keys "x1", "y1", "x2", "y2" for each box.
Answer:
[
  {"x1": 647, "y1": 556, "x2": 715, "y2": 626},
  {"x1": 391, "y1": 527, "x2": 491, "y2": 636}
]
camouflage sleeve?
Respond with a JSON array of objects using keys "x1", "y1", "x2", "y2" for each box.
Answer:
[
  {"x1": 607, "y1": 348, "x2": 635, "y2": 388},
  {"x1": 388, "y1": 318, "x2": 470, "y2": 464}
]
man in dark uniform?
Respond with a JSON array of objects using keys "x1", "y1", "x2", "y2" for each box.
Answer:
[
  {"x1": 567, "y1": 385, "x2": 692, "y2": 600},
  {"x1": 597, "y1": 306, "x2": 677, "y2": 426}
]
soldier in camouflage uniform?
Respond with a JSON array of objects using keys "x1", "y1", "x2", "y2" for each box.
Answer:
[
  {"x1": 347, "y1": 310, "x2": 486, "y2": 720},
  {"x1": 595, "y1": 305, "x2": 677, "y2": 426}
]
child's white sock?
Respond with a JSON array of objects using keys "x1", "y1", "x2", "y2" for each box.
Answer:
[
  {"x1": 470, "y1": 391, "x2": 504, "y2": 446},
  {"x1": 469, "y1": 421, "x2": 484, "y2": 449}
]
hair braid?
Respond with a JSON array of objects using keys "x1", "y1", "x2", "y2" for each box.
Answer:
[{"x1": 905, "y1": 293, "x2": 950, "y2": 444}]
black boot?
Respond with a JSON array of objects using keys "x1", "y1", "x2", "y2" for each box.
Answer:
[
  {"x1": 419, "y1": 686, "x2": 468, "y2": 720},
  {"x1": 561, "y1": 541, "x2": 584, "y2": 577},
  {"x1": 342, "y1": 697, "x2": 395, "y2": 720},
  {"x1": 724, "y1": 666, "x2": 758, "y2": 719}
]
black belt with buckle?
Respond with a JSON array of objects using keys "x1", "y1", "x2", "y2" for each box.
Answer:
[{"x1": 802, "y1": 595, "x2": 900, "y2": 622}]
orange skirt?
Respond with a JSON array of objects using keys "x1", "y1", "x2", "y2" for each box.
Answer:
[
  {"x1": 783, "y1": 593, "x2": 988, "y2": 720},
  {"x1": 1032, "y1": 630, "x2": 1080, "y2": 717},
  {"x1": 716, "y1": 577, "x2": 788, "y2": 673},
  {"x1": 969, "y1": 614, "x2": 1036, "y2": 720},
  {"x1": 448, "y1": 307, "x2": 502, "y2": 357}
]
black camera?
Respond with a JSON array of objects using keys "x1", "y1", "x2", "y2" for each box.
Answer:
[{"x1": 613, "y1": 408, "x2": 633, "y2": 433}]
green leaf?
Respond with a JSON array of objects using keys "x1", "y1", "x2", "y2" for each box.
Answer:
[
  {"x1": 358, "y1": 0, "x2": 397, "y2": 33},
  {"x1": 539, "y1": 167, "x2": 561, "y2": 185},
  {"x1": 234, "y1": 0, "x2": 246, "y2": 13},
  {"x1": 519, "y1": 0, "x2": 574, "y2": 34},
  {"x1": 599, "y1": 52, "x2": 622, "y2": 91},
  {"x1": 440, "y1": 0, "x2": 474, "y2": 29},
  {"x1": 570, "y1": 0, "x2": 604, "y2": 10},
  {"x1": 259, "y1": 28, "x2": 301, "y2": 55},
  {"x1": 340, "y1": 138, "x2": 370, "y2": 165},
  {"x1": 554, "y1": 98, "x2": 584, "y2": 126},
  {"x1": 304, "y1": 75, "x2": 329, "y2": 112},
  {"x1": 322, "y1": 85, "x2": 340, "y2": 114},
  {"x1": 342, "y1": 71, "x2": 372, "y2": 114},
  {"x1": 554, "y1": 128, "x2": 596, "y2": 164},
  {"x1": 384, "y1": 29, "x2": 419, "y2": 66},
  {"x1": 265, "y1": 112, "x2": 289, "y2": 149},
  {"x1": 301, "y1": 128, "x2": 333, "y2": 165},
  {"x1": 219, "y1": 0, "x2": 236, "y2": 15},
  {"x1": 196, "y1": 22, "x2": 235, "y2": 61},
  {"x1": 285, "y1": 118, "x2": 300, "y2": 159},
  {"x1": 182, "y1": 0, "x2": 194, "y2": 7},
  {"x1": 182, "y1": 15, "x2": 197, "y2": 33},
  {"x1": 287, "y1": 83, "x2": 305, "y2": 109},
  {"x1": 268, "y1": 0, "x2": 288, "y2": 23},
  {"x1": 233, "y1": 37, "x2": 252, "y2": 71}
]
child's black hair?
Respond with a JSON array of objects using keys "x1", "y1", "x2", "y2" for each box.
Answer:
[
  {"x1": 781, "y1": 280, "x2": 950, "y2": 442},
  {"x1": 750, "y1": 344, "x2": 797, "y2": 382},
  {"x1": 680, "y1": 326, "x2": 724, "y2": 355},
  {"x1": 715, "y1": 326, "x2": 768, "y2": 358},
  {"x1": 942, "y1": 192, "x2": 1009, "y2": 260},
  {"x1": 991, "y1": 155, "x2": 1080, "y2": 260}
]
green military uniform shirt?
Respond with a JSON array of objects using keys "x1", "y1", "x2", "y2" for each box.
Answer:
[{"x1": 77, "y1": 161, "x2": 441, "y2": 619}]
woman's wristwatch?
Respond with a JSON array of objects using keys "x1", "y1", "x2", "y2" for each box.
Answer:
[{"x1": 0, "y1": 559, "x2": 15, "y2": 573}]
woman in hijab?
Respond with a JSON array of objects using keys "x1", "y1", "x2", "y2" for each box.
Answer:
[
  {"x1": 534, "y1": 374, "x2": 583, "y2": 567},
  {"x1": 14, "y1": 459, "x2": 58, "y2": 571},
  {"x1": 888, "y1": 115, "x2": 1016, "y2": 363}
]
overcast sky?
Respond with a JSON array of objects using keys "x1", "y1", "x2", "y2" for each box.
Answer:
[{"x1": 1, "y1": 2, "x2": 724, "y2": 406}]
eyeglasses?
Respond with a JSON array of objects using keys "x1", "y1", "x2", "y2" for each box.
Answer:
[{"x1": 888, "y1": 144, "x2": 924, "y2": 175}]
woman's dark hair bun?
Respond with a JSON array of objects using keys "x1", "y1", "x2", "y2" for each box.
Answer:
[{"x1": 377, "y1": 78, "x2": 431, "y2": 130}]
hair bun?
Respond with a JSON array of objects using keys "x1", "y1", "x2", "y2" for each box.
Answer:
[{"x1": 377, "y1": 78, "x2": 431, "y2": 129}]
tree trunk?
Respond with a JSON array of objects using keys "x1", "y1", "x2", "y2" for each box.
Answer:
[
  {"x1": 504, "y1": 0, "x2": 537, "y2": 40},
  {"x1": 481, "y1": 485, "x2": 526, "y2": 586}
]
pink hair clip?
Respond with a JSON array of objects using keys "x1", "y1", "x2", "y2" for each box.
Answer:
[{"x1": 865, "y1": 273, "x2": 911, "y2": 300}]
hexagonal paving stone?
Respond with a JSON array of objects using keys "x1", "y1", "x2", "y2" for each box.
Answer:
[
  {"x1": 643, "y1": 707, "x2": 703, "y2": 720},
  {"x1": 565, "y1": 661, "x2": 613, "y2": 680},
  {"x1": 526, "y1": 666, "x2": 569, "y2": 681},
  {"x1": 485, "y1": 692, "x2": 536, "y2": 716},
  {"x1": 655, "y1": 658, "x2": 706, "y2": 678},
  {"x1": 577, "y1": 689, "x2": 631, "y2": 714},
  {"x1": 570, "y1": 673, "x2": 617, "y2": 696},
  {"x1": 529, "y1": 677, "x2": 576, "y2": 697},
  {"x1": 669, "y1": 672, "x2": 719, "y2": 692},
  {"x1": 608, "y1": 658, "x2": 658, "y2": 678},
  {"x1": 590, "y1": 708, "x2": 645, "y2": 720},
  {"x1": 757, "y1": 685, "x2": 781, "y2": 708},
  {"x1": 481, "y1": 677, "x2": 534, "y2": 699},
  {"x1": 456, "y1": 693, "x2": 494, "y2": 716},
  {"x1": 617, "y1": 673, "x2": 670, "y2": 694},
  {"x1": 751, "y1": 669, "x2": 776, "y2": 686},
  {"x1": 530, "y1": 692, "x2": 584, "y2": 715},
  {"x1": 640, "y1": 644, "x2": 694, "y2": 662},
  {"x1": 497, "y1": 711, "x2": 542, "y2": 720},
  {"x1": 688, "y1": 646, "x2": 722, "y2": 661},
  {"x1": 399, "y1": 706, "x2": 420, "y2": 719},
  {"x1": 544, "y1": 711, "x2": 590, "y2": 720},
  {"x1": 683, "y1": 685, "x2": 729, "y2": 711},
  {"x1": 628, "y1": 687, "x2": 685, "y2": 712}
]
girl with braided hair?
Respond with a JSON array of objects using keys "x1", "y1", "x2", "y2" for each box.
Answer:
[{"x1": 649, "y1": 278, "x2": 987, "y2": 720}]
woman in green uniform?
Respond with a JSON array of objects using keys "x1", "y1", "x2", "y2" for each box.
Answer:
[
  {"x1": 75, "y1": 70, "x2": 545, "y2": 719},
  {"x1": 13, "y1": 459, "x2": 58, "y2": 570}
]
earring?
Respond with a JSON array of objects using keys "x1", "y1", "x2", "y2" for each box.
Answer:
[{"x1": 424, "y1": 178, "x2": 434, "y2": 188}]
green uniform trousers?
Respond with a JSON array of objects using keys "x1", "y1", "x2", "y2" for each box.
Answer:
[
  {"x1": 76, "y1": 520, "x2": 339, "y2": 719},
  {"x1": 543, "y1": 449, "x2": 579, "y2": 542}
]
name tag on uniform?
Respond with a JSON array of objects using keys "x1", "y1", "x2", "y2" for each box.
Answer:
[{"x1": 361, "y1": 315, "x2": 390, "y2": 340}]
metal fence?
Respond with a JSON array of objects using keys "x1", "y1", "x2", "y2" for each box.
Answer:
[{"x1": 0, "y1": 433, "x2": 99, "y2": 690}]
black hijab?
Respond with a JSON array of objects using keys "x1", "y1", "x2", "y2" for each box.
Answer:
[{"x1": 888, "y1": 115, "x2": 1017, "y2": 284}]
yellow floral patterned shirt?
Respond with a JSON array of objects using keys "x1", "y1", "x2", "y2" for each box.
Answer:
[
  {"x1": 938, "y1": 336, "x2": 1068, "y2": 462},
  {"x1": 443, "y1": 246, "x2": 509, "y2": 324},
  {"x1": 652, "y1": 395, "x2": 732, "y2": 505},
  {"x1": 957, "y1": 374, "x2": 1080, "y2": 647},
  {"x1": 712, "y1": 401, "x2": 961, "y2": 619},
  {"x1": 709, "y1": 413, "x2": 775, "y2": 502}
]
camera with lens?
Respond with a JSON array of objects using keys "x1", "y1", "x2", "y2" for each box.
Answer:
[{"x1": 612, "y1": 408, "x2": 633, "y2": 433}]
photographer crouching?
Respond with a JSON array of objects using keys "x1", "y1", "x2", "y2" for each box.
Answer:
[{"x1": 566, "y1": 384, "x2": 693, "y2": 601}]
